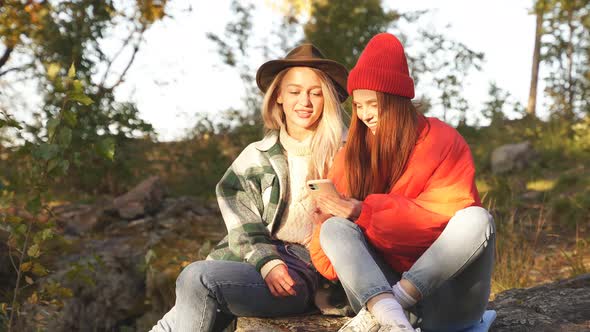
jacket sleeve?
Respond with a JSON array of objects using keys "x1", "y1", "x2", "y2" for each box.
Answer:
[
  {"x1": 215, "y1": 155, "x2": 282, "y2": 273},
  {"x1": 308, "y1": 149, "x2": 345, "y2": 281},
  {"x1": 356, "y1": 133, "x2": 479, "y2": 252},
  {"x1": 309, "y1": 225, "x2": 339, "y2": 280}
]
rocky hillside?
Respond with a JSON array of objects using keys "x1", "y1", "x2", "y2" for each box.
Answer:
[{"x1": 8, "y1": 177, "x2": 589, "y2": 331}]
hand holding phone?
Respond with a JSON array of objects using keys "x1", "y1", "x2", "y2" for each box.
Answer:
[
  {"x1": 306, "y1": 179, "x2": 340, "y2": 199},
  {"x1": 308, "y1": 179, "x2": 362, "y2": 220}
]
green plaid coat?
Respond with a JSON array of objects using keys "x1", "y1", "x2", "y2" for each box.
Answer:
[
  {"x1": 206, "y1": 130, "x2": 353, "y2": 316},
  {"x1": 207, "y1": 130, "x2": 290, "y2": 272}
]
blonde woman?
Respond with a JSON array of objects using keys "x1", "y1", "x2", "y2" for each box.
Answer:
[{"x1": 150, "y1": 44, "x2": 348, "y2": 332}]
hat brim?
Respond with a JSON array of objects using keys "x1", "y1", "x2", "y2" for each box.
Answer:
[{"x1": 256, "y1": 58, "x2": 349, "y2": 102}]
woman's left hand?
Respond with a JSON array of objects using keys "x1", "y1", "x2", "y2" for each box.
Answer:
[{"x1": 315, "y1": 194, "x2": 362, "y2": 220}]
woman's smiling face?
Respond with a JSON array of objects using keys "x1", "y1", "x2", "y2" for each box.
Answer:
[
  {"x1": 278, "y1": 67, "x2": 324, "y2": 136},
  {"x1": 353, "y1": 89, "x2": 379, "y2": 135}
]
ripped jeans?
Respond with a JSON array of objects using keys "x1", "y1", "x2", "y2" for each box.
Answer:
[{"x1": 319, "y1": 206, "x2": 495, "y2": 332}]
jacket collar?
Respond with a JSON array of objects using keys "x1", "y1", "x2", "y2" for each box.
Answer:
[
  {"x1": 255, "y1": 128, "x2": 348, "y2": 151},
  {"x1": 255, "y1": 130, "x2": 280, "y2": 152}
]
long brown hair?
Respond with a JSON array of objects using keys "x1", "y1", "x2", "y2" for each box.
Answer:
[{"x1": 345, "y1": 92, "x2": 425, "y2": 200}]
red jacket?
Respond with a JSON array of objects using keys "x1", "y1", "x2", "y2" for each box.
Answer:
[{"x1": 309, "y1": 117, "x2": 481, "y2": 280}]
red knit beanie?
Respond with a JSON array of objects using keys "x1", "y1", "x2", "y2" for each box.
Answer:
[{"x1": 347, "y1": 33, "x2": 415, "y2": 99}]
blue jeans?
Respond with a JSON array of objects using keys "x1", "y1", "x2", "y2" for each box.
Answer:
[
  {"x1": 149, "y1": 243, "x2": 320, "y2": 332},
  {"x1": 319, "y1": 206, "x2": 495, "y2": 332}
]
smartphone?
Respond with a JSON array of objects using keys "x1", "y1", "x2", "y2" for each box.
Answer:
[{"x1": 306, "y1": 179, "x2": 340, "y2": 199}]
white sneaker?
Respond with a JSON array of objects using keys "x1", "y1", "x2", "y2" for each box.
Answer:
[{"x1": 338, "y1": 307, "x2": 381, "y2": 332}]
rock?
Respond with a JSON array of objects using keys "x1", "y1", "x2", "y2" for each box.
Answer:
[
  {"x1": 489, "y1": 273, "x2": 590, "y2": 331},
  {"x1": 17, "y1": 186, "x2": 226, "y2": 331},
  {"x1": 53, "y1": 198, "x2": 116, "y2": 235},
  {"x1": 19, "y1": 235, "x2": 149, "y2": 332},
  {"x1": 113, "y1": 176, "x2": 167, "y2": 219},
  {"x1": 237, "y1": 314, "x2": 349, "y2": 332},
  {"x1": 491, "y1": 141, "x2": 536, "y2": 174}
]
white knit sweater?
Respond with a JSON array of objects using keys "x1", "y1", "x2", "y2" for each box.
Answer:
[{"x1": 260, "y1": 127, "x2": 316, "y2": 278}]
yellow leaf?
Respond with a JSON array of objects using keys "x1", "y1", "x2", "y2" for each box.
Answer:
[
  {"x1": 6, "y1": 215, "x2": 23, "y2": 223},
  {"x1": 27, "y1": 244, "x2": 41, "y2": 258},
  {"x1": 25, "y1": 276, "x2": 34, "y2": 285},
  {"x1": 68, "y1": 63, "x2": 76, "y2": 79},
  {"x1": 20, "y1": 262, "x2": 32, "y2": 272},
  {"x1": 7, "y1": 236, "x2": 17, "y2": 249},
  {"x1": 28, "y1": 292, "x2": 39, "y2": 304},
  {"x1": 47, "y1": 63, "x2": 61, "y2": 80},
  {"x1": 0, "y1": 303, "x2": 6, "y2": 314}
]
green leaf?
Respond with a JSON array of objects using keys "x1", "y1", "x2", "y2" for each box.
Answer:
[
  {"x1": 58, "y1": 127, "x2": 72, "y2": 147},
  {"x1": 16, "y1": 224, "x2": 27, "y2": 235},
  {"x1": 67, "y1": 92, "x2": 93, "y2": 106},
  {"x1": 68, "y1": 63, "x2": 76, "y2": 79},
  {"x1": 97, "y1": 137, "x2": 116, "y2": 161},
  {"x1": 47, "y1": 118, "x2": 60, "y2": 138},
  {"x1": 8, "y1": 119, "x2": 22, "y2": 129},
  {"x1": 26, "y1": 195, "x2": 42, "y2": 214},
  {"x1": 34, "y1": 143, "x2": 59, "y2": 161},
  {"x1": 72, "y1": 80, "x2": 83, "y2": 93},
  {"x1": 32, "y1": 263, "x2": 48, "y2": 276},
  {"x1": 34, "y1": 228, "x2": 54, "y2": 244},
  {"x1": 27, "y1": 244, "x2": 41, "y2": 258},
  {"x1": 39, "y1": 228, "x2": 54, "y2": 241},
  {"x1": 62, "y1": 110, "x2": 77, "y2": 127},
  {"x1": 0, "y1": 119, "x2": 17, "y2": 129}
]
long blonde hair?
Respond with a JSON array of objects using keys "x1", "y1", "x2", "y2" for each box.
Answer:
[{"x1": 261, "y1": 67, "x2": 345, "y2": 179}]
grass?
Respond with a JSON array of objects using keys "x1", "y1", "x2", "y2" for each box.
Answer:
[{"x1": 467, "y1": 117, "x2": 590, "y2": 294}]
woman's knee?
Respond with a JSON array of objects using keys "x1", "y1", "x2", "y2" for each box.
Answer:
[
  {"x1": 176, "y1": 260, "x2": 211, "y2": 293},
  {"x1": 319, "y1": 217, "x2": 362, "y2": 251},
  {"x1": 451, "y1": 206, "x2": 495, "y2": 244}
]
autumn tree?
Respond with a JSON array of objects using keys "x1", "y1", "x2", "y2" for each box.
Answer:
[
  {"x1": 542, "y1": 0, "x2": 590, "y2": 119},
  {"x1": 0, "y1": 0, "x2": 169, "y2": 194}
]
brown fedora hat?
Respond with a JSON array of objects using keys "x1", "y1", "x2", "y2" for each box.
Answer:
[{"x1": 256, "y1": 44, "x2": 349, "y2": 102}]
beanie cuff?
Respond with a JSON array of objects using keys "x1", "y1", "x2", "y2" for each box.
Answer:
[{"x1": 347, "y1": 66, "x2": 415, "y2": 99}]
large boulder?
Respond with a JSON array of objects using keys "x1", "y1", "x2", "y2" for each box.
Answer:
[
  {"x1": 113, "y1": 176, "x2": 167, "y2": 219},
  {"x1": 489, "y1": 273, "x2": 590, "y2": 331},
  {"x1": 53, "y1": 198, "x2": 116, "y2": 234},
  {"x1": 491, "y1": 141, "x2": 536, "y2": 174}
]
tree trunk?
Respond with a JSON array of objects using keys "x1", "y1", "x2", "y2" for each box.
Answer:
[
  {"x1": 565, "y1": 10, "x2": 575, "y2": 119},
  {"x1": 526, "y1": 4, "x2": 544, "y2": 117}
]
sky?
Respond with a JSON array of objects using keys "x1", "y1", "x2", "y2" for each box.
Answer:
[{"x1": 111, "y1": 0, "x2": 541, "y2": 141}]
